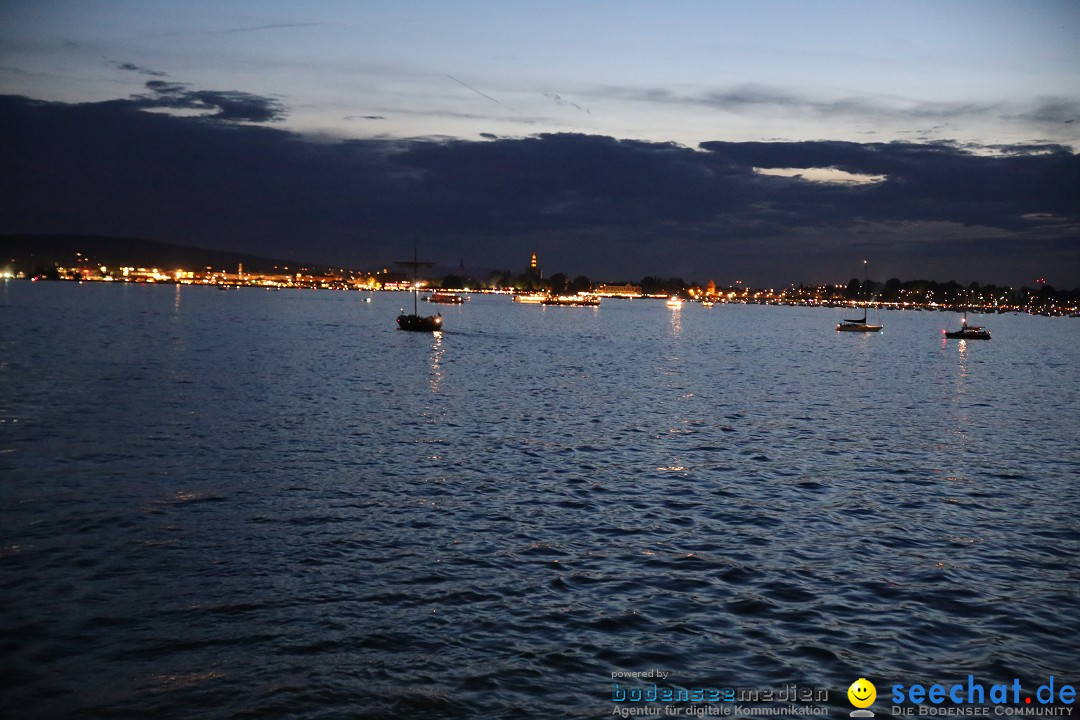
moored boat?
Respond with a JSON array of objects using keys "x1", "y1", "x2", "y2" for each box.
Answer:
[
  {"x1": 836, "y1": 260, "x2": 883, "y2": 332},
  {"x1": 836, "y1": 309, "x2": 883, "y2": 332},
  {"x1": 395, "y1": 248, "x2": 443, "y2": 332},
  {"x1": 397, "y1": 312, "x2": 443, "y2": 331},
  {"x1": 541, "y1": 293, "x2": 600, "y2": 307},
  {"x1": 512, "y1": 292, "x2": 548, "y2": 304},
  {"x1": 424, "y1": 291, "x2": 465, "y2": 304},
  {"x1": 944, "y1": 311, "x2": 990, "y2": 339}
]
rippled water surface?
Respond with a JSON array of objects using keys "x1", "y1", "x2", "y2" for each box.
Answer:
[{"x1": 2, "y1": 281, "x2": 1078, "y2": 718}]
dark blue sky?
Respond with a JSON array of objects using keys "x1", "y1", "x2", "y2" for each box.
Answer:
[
  {"x1": 3, "y1": 93, "x2": 1077, "y2": 286},
  {"x1": 3, "y1": 1, "x2": 1078, "y2": 148},
  {"x1": 1, "y1": 2, "x2": 1078, "y2": 286}
]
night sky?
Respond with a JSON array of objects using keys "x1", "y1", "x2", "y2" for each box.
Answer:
[{"x1": 2, "y1": 1, "x2": 1078, "y2": 287}]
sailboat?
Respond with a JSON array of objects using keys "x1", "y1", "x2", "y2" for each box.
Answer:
[
  {"x1": 836, "y1": 304, "x2": 883, "y2": 332},
  {"x1": 836, "y1": 260, "x2": 883, "y2": 332},
  {"x1": 944, "y1": 310, "x2": 990, "y2": 339},
  {"x1": 395, "y1": 248, "x2": 443, "y2": 332}
]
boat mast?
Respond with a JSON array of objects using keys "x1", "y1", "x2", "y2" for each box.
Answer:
[
  {"x1": 395, "y1": 245, "x2": 434, "y2": 316},
  {"x1": 861, "y1": 260, "x2": 868, "y2": 322}
]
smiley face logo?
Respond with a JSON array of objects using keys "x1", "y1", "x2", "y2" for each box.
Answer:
[{"x1": 848, "y1": 678, "x2": 877, "y2": 709}]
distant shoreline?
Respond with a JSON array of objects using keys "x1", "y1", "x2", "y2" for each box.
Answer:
[
  {"x1": 3, "y1": 233, "x2": 1077, "y2": 316},
  {"x1": 8, "y1": 276, "x2": 1079, "y2": 318}
]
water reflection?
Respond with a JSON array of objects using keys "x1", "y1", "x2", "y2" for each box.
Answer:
[
  {"x1": 428, "y1": 332, "x2": 444, "y2": 393},
  {"x1": 954, "y1": 338, "x2": 969, "y2": 385},
  {"x1": 942, "y1": 336, "x2": 971, "y2": 446},
  {"x1": 668, "y1": 303, "x2": 682, "y2": 337},
  {"x1": 166, "y1": 284, "x2": 188, "y2": 383}
]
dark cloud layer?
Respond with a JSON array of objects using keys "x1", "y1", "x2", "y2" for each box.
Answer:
[
  {"x1": 1, "y1": 93, "x2": 1077, "y2": 286},
  {"x1": 113, "y1": 61, "x2": 168, "y2": 77},
  {"x1": 609, "y1": 84, "x2": 1080, "y2": 133},
  {"x1": 130, "y1": 80, "x2": 285, "y2": 122}
]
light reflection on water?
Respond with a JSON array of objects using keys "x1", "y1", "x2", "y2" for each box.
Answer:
[
  {"x1": 1, "y1": 283, "x2": 1078, "y2": 719},
  {"x1": 668, "y1": 303, "x2": 682, "y2": 338},
  {"x1": 429, "y1": 331, "x2": 445, "y2": 394}
]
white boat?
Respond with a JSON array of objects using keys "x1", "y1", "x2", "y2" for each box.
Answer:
[
  {"x1": 541, "y1": 293, "x2": 600, "y2": 307},
  {"x1": 666, "y1": 296, "x2": 683, "y2": 308},
  {"x1": 512, "y1": 292, "x2": 547, "y2": 304},
  {"x1": 836, "y1": 306, "x2": 883, "y2": 332}
]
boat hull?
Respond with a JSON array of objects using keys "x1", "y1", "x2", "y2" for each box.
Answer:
[
  {"x1": 397, "y1": 314, "x2": 443, "y2": 331},
  {"x1": 424, "y1": 294, "x2": 464, "y2": 304},
  {"x1": 945, "y1": 329, "x2": 990, "y2": 339},
  {"x1": 541, "y1": 295, "x2": 600, "y2": 307},
  {"x1": 836, "y1": 322, "x2": 883, "y2": 332}
]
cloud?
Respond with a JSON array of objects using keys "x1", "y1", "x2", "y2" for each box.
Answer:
[
  {"x1": 137, "y1": 23, "x2": 325, "y2": 39},
  {"x1": 129, "y1": 80, "x2": 285, "y2": 122},
  {"x1": 0, "y1": 93, "x2": 1076, "y2": 286},
  {"x1": 605, "y1": 83, "x2": 1080, "y2": 138},
  {"x1": 545, "y1": 93, "x2": 590, "y2": 114},
  {"x1": 112, "y1": 61, "x2": 168, "y2": 77},
  {"x1": 752, "y1": 167, "x2": 886, "y2": 185},
  {"x1": 1009, "y1": 98, "x2": 1080, "y2": 126}
]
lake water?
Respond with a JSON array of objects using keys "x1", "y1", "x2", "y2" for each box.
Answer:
[{"x1": 2, "y1": 281, "x2": 1078, "y2": 719}]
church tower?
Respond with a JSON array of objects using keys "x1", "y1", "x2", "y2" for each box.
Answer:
[{"x1": 526, "y1": 252, "x2": 542, "y2": 282}]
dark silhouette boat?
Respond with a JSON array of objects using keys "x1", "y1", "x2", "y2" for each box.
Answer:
[
  {"x1": 944, "y1": 311, "x2": 990, "y2": 339},
  {"x1": 836, "y1": 260, "x2": 883, "y2": 332},
  {"x1": 395, "y1": 248, "x2": 443, "y2": 332},
  {"x1": 397, "y1": 313, "x2": 442, "y2": 331}
]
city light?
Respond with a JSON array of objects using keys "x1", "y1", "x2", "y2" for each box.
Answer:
[{"x1": 9, "y1": 252, "x2": 1077, "y2": 317}]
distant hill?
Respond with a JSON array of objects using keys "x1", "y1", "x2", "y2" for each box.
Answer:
[{"x1": 0, "y1": 233, "x2": 339, "y2": 274}]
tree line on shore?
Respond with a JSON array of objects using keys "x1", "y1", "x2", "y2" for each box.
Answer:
[
  {"x1": 438, "y1": 270, "x2": 1078, "y2": 306},
  {"x1": 7, "y1": 233, "x2": 1075, "y2": 309}
]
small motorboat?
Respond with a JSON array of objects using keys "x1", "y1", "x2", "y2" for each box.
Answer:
[
  {"x1": 944, "y1": 311, "x2": 990, "y2": 339},
  {"x1": 511, "y1": 293, "x2": 548, "y2": 304},
  {"x1": 424, "y1": 292, "x2": 464, "y2": 304},
  {"x1": 541, "y1": 294, "x2": 600, "y2": 307}
]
